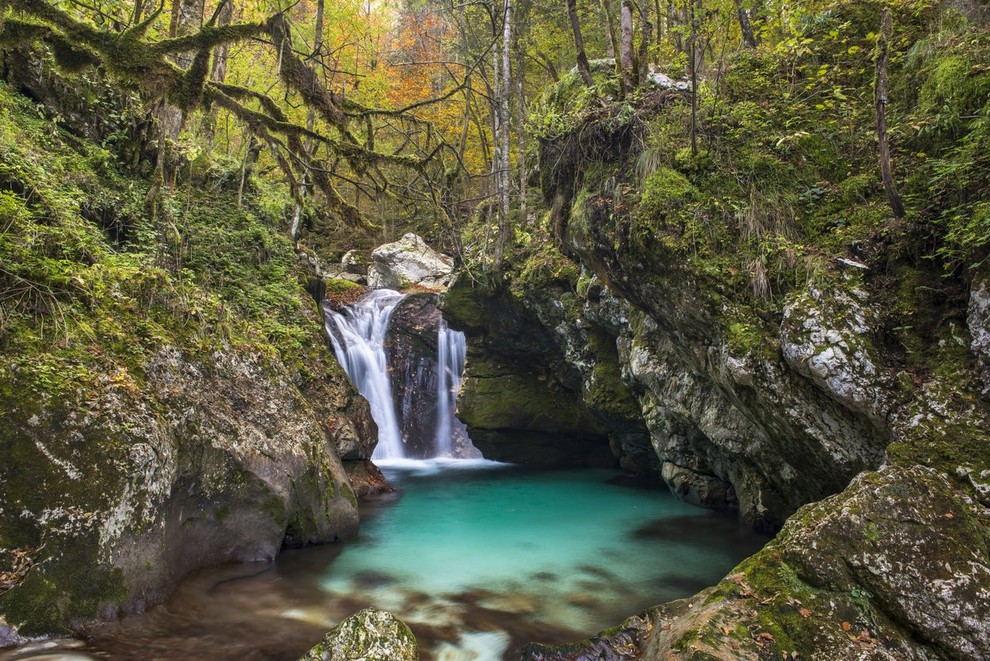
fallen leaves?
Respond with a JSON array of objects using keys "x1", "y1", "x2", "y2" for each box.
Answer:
[
  {"x1": 799, "y1": 607, "x2": 811, "y2": 618},
  {"x1": 729, "y1": 572, "x2": 755, "y2": 598}
]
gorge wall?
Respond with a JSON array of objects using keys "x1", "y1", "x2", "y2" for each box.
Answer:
[{"x1": 444, "y1": 1, "x2": 990, "y2": 654}]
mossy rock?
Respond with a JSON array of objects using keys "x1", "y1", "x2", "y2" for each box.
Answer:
[{"x1": 299, "y1": 608, "x2": 418, "y2": 661}]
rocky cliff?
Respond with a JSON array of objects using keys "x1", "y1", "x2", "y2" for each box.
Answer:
[{"x1": 445, "y1": 0, "x2": 990, "y2": 654}]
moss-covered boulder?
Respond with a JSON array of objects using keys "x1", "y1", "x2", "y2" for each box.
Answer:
[
  {"x1": 299, "y1": 608, "x2": 418, "y2": 661},
  {"x1": 367, "y1": 233, "x2": 453, "y2": 291},
  {"x1": 523, "y1": 464, "x2": 990, "y2": 659},
  {"x1": 0, "y1": 343, "x2": 363, "y2": 637}
]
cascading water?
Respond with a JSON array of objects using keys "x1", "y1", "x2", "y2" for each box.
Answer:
[
  {"x1": 324, "y1": 289, "x2": 406, "y2": 460},
  {"x1": 435, "y1": 319, "x2": 466, "y2": 457},
  {"x1": 324, "y1": 289, "x2": 472, "y2": 460}
]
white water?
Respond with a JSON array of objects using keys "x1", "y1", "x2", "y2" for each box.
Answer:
[
  {"x1": 325, "y1": 290, "x2": 470, "y2": 461},
  {"x1": 435, "y1": 319, "x2": 466, "y2": 457},
  {"x1": 324, "y1": 289, "x2": 406, "y2": 461}
]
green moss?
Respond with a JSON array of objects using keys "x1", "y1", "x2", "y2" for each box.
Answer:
[
  {"x1": 512, "y1": 241, "x2": 580, "y2": 296},
  {"x1": 458, "y1": 361, "x2": 602, "y2": 435},
  {"x1": 639, "y1": 167, "x2": 696, "y2": 216},
  {"x1": 340, "y1": 482, "x2": 358, "y2": 509},
  {"x1": 722, "y1": 314, "x2": 778, "y2": 360},
  {"x1": 584, "y1": 330, "x2": 641, "y2": 420},
  {"x1": 262, "y1": 493, "x2": 287, "y2": 526},
  {"x1": 0, "y1": 533, "x2": 127, "y2": 635}
]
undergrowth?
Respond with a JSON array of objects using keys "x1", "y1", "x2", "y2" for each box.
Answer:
[{"x1": 0, "y1": 79, "x2": 333, "y2": 402}]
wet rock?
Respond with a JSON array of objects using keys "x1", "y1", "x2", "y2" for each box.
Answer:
[
  {"x1": 341, "y1": 249, "x2": 370, "y2": 276},
  {"x1": 384, "y1": 294, "x2": 473, "y2": 458},
  {"x1": 342, "y1": 460, "x2": 396, "y2": 497},
  {"x1": 660, "y1": 461, "x2": 736, "y2": 511},
  {"x1": 367, "y1": 233, "x2": 454, "y2": 291},
  {"x1": 299, "y1": 608, "x2": 418, "y2": 661},
  {"x1": 442, "y1": 273, "x2": 645, "y2": 469}
]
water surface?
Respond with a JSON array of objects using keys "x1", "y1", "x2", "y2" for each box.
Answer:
[{"x1": 2, "y1": 461, "x2": 766, "y2": 661}]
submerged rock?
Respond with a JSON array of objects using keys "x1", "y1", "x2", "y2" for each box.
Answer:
[
  {"x1": 524, "y1": 464, "x2": 990, "y2": 659},
  {"x1": 299, "y1": 608, "x2": 418, "y2": 661},
  {"x1": 367, "y1": 233, "x2": 454, "y2": 291}
]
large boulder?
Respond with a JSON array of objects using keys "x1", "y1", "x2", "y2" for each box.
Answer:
[
  {"x1": 0, "y1": 343, "x2": 364, "y2": 637},
  {"x1": 367, "y1": 233, "x2": 454, "y2": 291},
  {"x1": 299, "y1": 608, "x2": 418, "y2": 661},
  {"x1": 442, "y1": 273, "x2": 636, "y2": 468}
]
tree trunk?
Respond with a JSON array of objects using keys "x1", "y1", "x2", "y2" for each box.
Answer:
[
  {"x1": 157, "y1": 0, "x2": 204, "y2": 188},
  {"x1": 620, "y1": 0, "x2": 635, "y2": 93},
  {"x1": 734, "y1": 0, "x2": 758, "y2": 48},
  {"x1": 638, "y1": 0, "x2": 653, "y2": 86},
  {"x1": 202, "y1": 0, "x2": 234, "y2": 146},
  {"x1": 599, "y1": 0, "x2": 620, "y2": 63},
  {"x1": 654, "y1": 0, "x2": 663, "y2": 49},
  {"x1": 566, "y1": 0, "x2": 594, "y2": 87},
  {"x1": 292, "y1": 0, "x2": 325, "y2": 241},
  {"x1": 875, "y1": 9, "x2": 905, "y2": 219},
  {"x1": 689, "y1": 0, "x2": 698, "y2": 155},
  {"x1": 515, "y1": 31, "x2": 527, "y2": 226},
  {"x1": 495, "y1": 0, "x2": 512, "y2": 267},
  {"x1": 210, "y1": 0, "x2": 234, "y2": 83}
]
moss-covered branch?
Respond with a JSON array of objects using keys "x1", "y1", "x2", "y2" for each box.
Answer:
[
  {"x1": 152, "y1": 22, "x2": 264, "y2": 57},
  {"x1": 3, "y1": 0, "x2": 449, "y2": 228}
]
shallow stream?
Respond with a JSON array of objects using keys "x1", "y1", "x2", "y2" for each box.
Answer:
[{"x1": 3, "y1": 460, "x2": 765, "y2": 661}]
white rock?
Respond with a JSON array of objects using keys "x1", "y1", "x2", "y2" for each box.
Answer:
[{"x1": 367, "y1": 233, "x2": 454, "y2": 291}]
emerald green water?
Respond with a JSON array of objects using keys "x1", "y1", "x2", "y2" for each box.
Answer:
[
  {"x1": 317, "y1": 459, "x2": 765, "y2": 658},
  {"x1": 2, "y1": 461, "x2": 765, "y2": 661}
]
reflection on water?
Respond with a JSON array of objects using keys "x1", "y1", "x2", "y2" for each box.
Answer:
[{"x1": 1, "y1": 461, "x2": 767, "y2": 661}]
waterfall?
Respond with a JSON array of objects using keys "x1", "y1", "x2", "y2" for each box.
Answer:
[
  {"x1": 435, "y1": 319, "x2": 466, "y2": 457},
  {"x1": 325, "y1": 290, "x2": 472, "y2": 461},
  {"x1": 324, "y1": 289, "x2": 406, "y2": 461}
]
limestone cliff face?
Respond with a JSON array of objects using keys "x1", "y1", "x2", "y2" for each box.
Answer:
[
  {"x1": 442, "y1": 273, "x2": 650, "y2": 469},
  {"x1": 0, "y1": 338, "x2": 369, "y2": 638},
  {"x1": 476, "y1": 43, "x2": 990, "y2": 654},
  {"x1": 444, "y1": 262, "x2": 896, "y2": 530}
]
